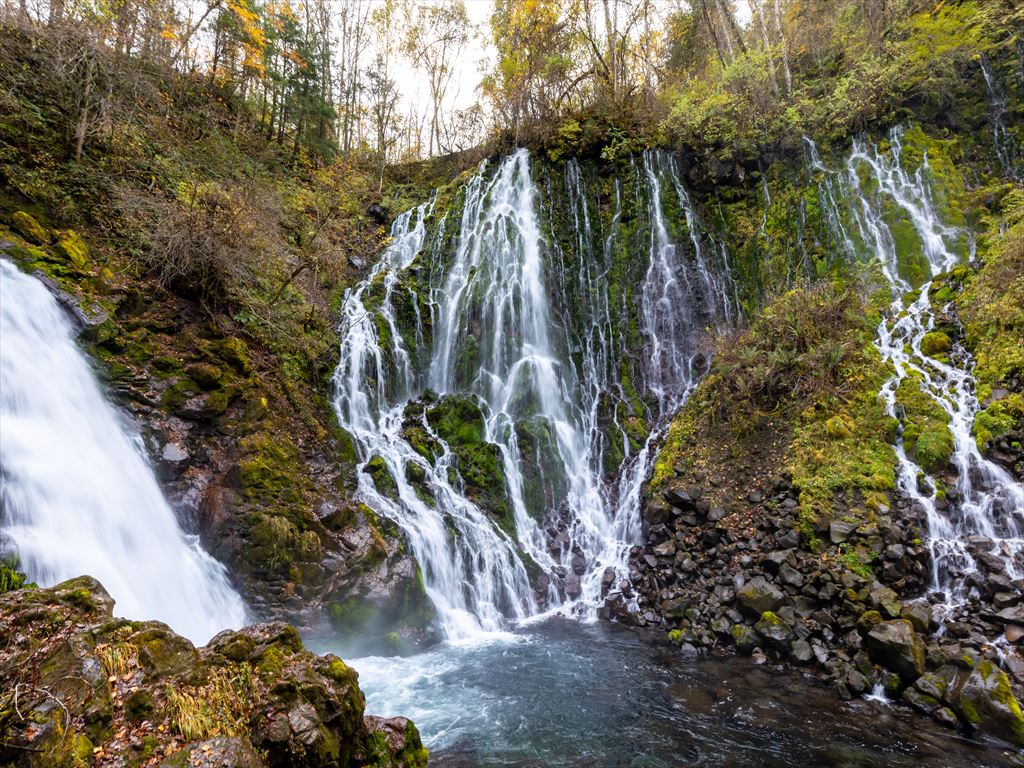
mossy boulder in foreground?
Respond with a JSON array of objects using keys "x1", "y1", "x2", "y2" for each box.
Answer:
[{"x1": 0, "y1": 577, "x2": 428, "y2": 768}]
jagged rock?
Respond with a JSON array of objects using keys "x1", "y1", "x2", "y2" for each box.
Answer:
[
  {"x1": 790, "y1": 638, "x2": 814, "y2": 663},
  {"x1": 829, "y1": 521, "x2": 858, "y2": 544},
  {"x1": 868, "y1": 587, "x2": 902, "y2": 619},
  {"x1": 914, "y1": 671, "x2": 948, "y2": 702},
  {"x1": 903, "y1": 686, "x2": 940, "y2": 714},
  {"x1": 0, "y1": 578, "x2": 428, "y2": 768},
  {"x1": 866, "y1": 619, "x2": 925, "y2": 681},
  {"x1": 856, "y1": 610, "x2": 883, "y2": 636},
  {"x1": 900, "y1": 602, "x2": 934, "y2": 633},
  {"x1": 731, "y1": 623, "x2": 761, "y2": 654},
  {"x1": 361, "y1": 717, "x2": 429, "y2": 767},
  {"x1": 754, "y1": 611, "x2": 795, "y2": 650},
  {"x1": 736, "y1": 578, "x2": 785, "y2": 616},
  {"x1": 663, "y1": 488, "x2": 698, "y2": 513},
  {"x1": 778, "y1": 563, "x2": 804, "y2": 588},
  {"x1": 954, "y1": 661, "x2": 1024, "y2": 746},
  {"x1": 992, "y1": 606, "x2": 1024, "y2": 625}
]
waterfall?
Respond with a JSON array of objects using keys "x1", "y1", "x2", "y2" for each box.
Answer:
[
  {"x1": 333, "y1": 148, "x2": 733, "y2": 639},
  {"x1": 806, "y1": 128, "x2": 1024, "y2": 606},
  {"x1": 0, "y1": 260, "x2": 247, "y2": 643},
  {"x1": 980, "y1": 56, "x2": 1022, "y2": 180}
]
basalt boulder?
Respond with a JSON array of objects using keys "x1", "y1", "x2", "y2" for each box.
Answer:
[{"x1": 866, "y1": 619, "x2": 925, "y2": 681}]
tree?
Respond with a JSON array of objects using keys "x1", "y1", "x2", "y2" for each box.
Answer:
[{"x1": 404, "y1": 1, "x2": 471, "y2": 156}]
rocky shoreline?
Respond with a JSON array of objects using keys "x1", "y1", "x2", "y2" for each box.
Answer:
[{"x1": 617, "y1": 470, "x2": 1024, "y2": 749}]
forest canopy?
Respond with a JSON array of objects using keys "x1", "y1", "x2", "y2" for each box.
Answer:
[{"x1": 1, "y1": 0, "x2": 1020, "y2": 166}]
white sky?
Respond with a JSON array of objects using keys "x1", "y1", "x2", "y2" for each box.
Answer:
[{"x1": 384, "y1": 0, "x2": 753, "y2": 126}]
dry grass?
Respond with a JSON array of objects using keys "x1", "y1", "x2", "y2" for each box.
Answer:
[{"x1": 166, "y1": 664, "x2": 255, "y2": 741}]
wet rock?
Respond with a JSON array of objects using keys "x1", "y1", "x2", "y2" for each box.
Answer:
[
  {"x1": 565, "y1": 573, "x2": 582, "y2": 598},
  {"x1": 0, "y1": 578, "x2": 427, "y2": 768},
  {"x1": 903, "y1": 686, "x2": 940, "y2": 714},
  {"x1": 731, "y1": 624, "x2": 761, "y2": 654},
  {"x1": 933, "y1": 706, "x2": 960, "y2": 729},
  {"x1": 866, "y1": 620, "x2": 925, "y2": 681},
  {"x1": 736, "y1": 578, "x2": 785, "y2": 616},
  {"x1": 754, "y1": 611, "x2": 795, "y2": 650},
  {"x1": 993, "y1": 606, "x2": 1024, "y2": 625},
  {"x1": 954, "y1": 661, "x2": 1024, "y2": 746},
  {"x1": 362, "y1": 716, "x2": 429, "y2": 767}
]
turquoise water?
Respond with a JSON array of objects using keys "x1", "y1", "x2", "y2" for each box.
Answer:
[{"x1": 317, "y1": 619, "x2": 1013, "y2": 767}]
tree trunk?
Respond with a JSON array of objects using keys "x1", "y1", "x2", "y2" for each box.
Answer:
[
  {"x1": 753, "y1": 0, "x2": 780, "y2": 95},
  {"x1": 772, "y1": 0, "x2": 793, "y2": 95},
  {"x1": 73, "y1": 53, "x2": 96, "y2": 161},
  {"x1": 718, "y1": 0, "x2": 748, "y2": 55},
  {"x1": 698, "y1": 0, "x2": 726, "y2": 68}
]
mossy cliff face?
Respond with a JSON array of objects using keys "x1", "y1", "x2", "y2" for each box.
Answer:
[
  {"x1": 0, "y1": 577, "x2": 427, "y2": 768},
  {"x1": 0, "y1": 219, "x2": 432, "y2": 649},
  {"x1": 631, "y1": 90, "x2": 1024, "y2": 741}
]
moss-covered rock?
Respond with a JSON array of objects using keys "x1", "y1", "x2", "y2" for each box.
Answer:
[
  {"x1": 954, "y1": 661, "x2": 1024, "y2": 746},
  {"x1": 0, "y1": 578, "x2": 427, "y2": 768},
  {"x1": 53, "y1": 230, "x2": 89, "y2": 270},
  {"x1": 920, "y1": 330, "x2": 952, "y2": 357},
  {"x1": 10, "y1": 210, "x2": 48, "y2": 244},
  {"x1": 866, "y1": 619, "x2": 925, "y2": 681}
]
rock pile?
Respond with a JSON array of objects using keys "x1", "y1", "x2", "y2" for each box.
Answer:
[{"x1": 615, "y1": 473, "x2": 1024, "y2": 748}]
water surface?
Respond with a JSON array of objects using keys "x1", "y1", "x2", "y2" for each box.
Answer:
[{"x1": 322, "y1": 620, "x2": 1014, "y2": 767}]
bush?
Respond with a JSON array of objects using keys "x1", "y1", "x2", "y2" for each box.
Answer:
[{"x1": 120, "y1": 180, "x2": 281, "y2": 303}]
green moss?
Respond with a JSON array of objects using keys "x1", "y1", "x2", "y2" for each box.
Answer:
[
  {"x1": 10, "y1": 210, "x2": 48, "y2": 244},
  {"x1": 974, "y1": 394, "x2": 1023, "y2": 448},
  {"x1": 920, "y1": 331, "x2": 952, "y2": 356},
  {"x1": 210, "y1": 337, "x2": 253, "y2": 375},
  {"x1": 0, "y1": 555, "x2": 33, "y2": 593},
  {"x1": 958, "y1": 191, "x2": 1024, "y2": 451},
  {"x1": 896, "y1": 375, "x2": 954, "y2": 473},
  {"x1": 839, "y1": 543, "x2": 875, "y2": 580},
  {"x1": 249, "y1": 513, "x2": 322, "y2": 572},
  {"x1": 238, "y1": 432, "x2": 308, "y2": 504},
  {"x1": 53, "y1": 230, "x2": 89, "y2": 270},
  {"x1": 365, "y1": 454, "x2": 398, "y2": 499},
  {"x1": 185, "y1": 362, "x2": 223, "y2": 390},
  {"x1": 326, "y1": 597, "x2": 378, "y2": 637}
]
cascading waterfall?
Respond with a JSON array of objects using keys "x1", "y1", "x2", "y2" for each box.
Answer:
[
  {"x1": 0, "y1": 260, "x2": 246, "y2": 643},
  {"x1": 980, "y1": 56, "x2": 1022, "y2": 180},
  {"x1": 333, "y1": 148, "x2": 733, "y2": 638},
  {"x1": 807, "y1": 128, "x2": 1024, "y2": 607}
]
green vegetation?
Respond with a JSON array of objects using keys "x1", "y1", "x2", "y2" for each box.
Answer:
[
  {"x1": 959, "y1": 189, "x2": 1024, "y2": 449},
  {"x1": 0, "y1": 558, "x2": 32, "y2": 594},
  {"x1": 653, "y1": 274, "x2": 897, "y2": 553}
]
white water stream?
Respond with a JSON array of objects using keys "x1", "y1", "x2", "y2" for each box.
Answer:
[
  {"x1": 0, "y1": 260, "x2": 246, "y2": 642},
  {"x1": 333, "y1": 149, "x2": 733, "y2": 639},
  {"x1": 808, "y1": 128, "x2": 1024, "y2": 605}
]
